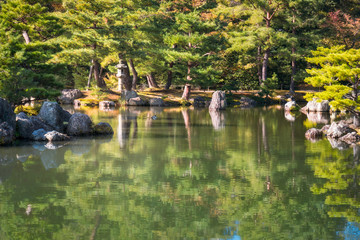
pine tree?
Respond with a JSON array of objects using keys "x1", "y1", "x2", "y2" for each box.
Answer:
[{"x1": 304, "y1": 45, "x2": 360, "y2": 114}]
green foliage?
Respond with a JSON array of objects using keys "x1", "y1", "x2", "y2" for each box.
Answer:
[
  {"x1": 14, "y1": 104, "x2": 41, "y2": 116},
  {"x1": 304, "y1": 46, "x2": 360, "y2": 113}
]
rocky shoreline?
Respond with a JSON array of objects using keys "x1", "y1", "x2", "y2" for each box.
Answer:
[{"x1": 0, "y1": 98, "x2": 114, "y2": 146}]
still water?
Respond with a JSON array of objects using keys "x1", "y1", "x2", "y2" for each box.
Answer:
[{"x1": 0, "y1": 106, "x2": 359, "y2": 239}]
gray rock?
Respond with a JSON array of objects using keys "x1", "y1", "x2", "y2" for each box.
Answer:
[
  {"x1": 127, "y1": 97, "x2": 146, "y2": 106},
  {"x1": 149, "y1": 98, "x2": 165, "y2": 107},
  {"x1": 29, "y1": 116, "x2": 53, "y2": 132},
  {"x1": 31, "y1": 129, "x2": 47, "y2": 141},
  {"x1": 124, "y1": 90, "x2": 138, "y2": 101},
  {"x1": 321, "y1": 125, "x2": 330, "y2": 134},
  {"x1": 94, "y1": 122, "x2": 114, "y2": 135},
  {"x1": 193, "y1": 96, "x2": 210, "y2": 108},
  {"x1": 327, "y1": 122, "x2": 355, "y2": 138},
  {"x1": 16, "y1": 112, "x2": 34, "y2": 139},
  {"x1": 0, "y1": 122, "x2": 15, "y2": 145},
  {"x1": 0, "y1": 98, "x2": 16, "y2": 130},
  {"x1": 67, "y1": 113, "x2": 93, "y2": 136},
  {"x1": 39, "y1": 102, "x2": 66, "y2": 132},
  {"x1": 304, "y1": 99, "x2": 330, "y2": 112},
  {"x1": 209, "y1": 91, "x2": 227, "y2": 110},
  {"x1": 44, "y1": 131, "x2": 71, "y2": 142},
  {"x1": 284, "y1": 101, "x2": 298, "y2": 111},
  {"x1": 327, "y1": 137, "x2": 350, "y2": 150},
  {"x1": 74, "y1": 99, "x2": 81, "y2": 107},
  {"x1": 339, "y1": 132, "x2": 360, "y2": 144},
  {"x1": 58, "y1": 89, "x2": 82, "y2": 104},
  {"x1": 240, "y1": 97, "x2": 257, "y2": 107},
  {"x1": 305, "y1": 128, "x2": 323, "y2": 140}
]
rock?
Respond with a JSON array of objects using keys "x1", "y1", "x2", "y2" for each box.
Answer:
[
  {"x1": 209, "y1": 91, "x2": 227, "y2": 110},
  {"x1": 39, "y1": 102, "x2": 68, "y2": 132},
  {"x1": 74, "y1": 99, "x2": 81, "y2": 107},
  {"x1": 149, "y1": 98, "x2": 165, "y2": 107},
  {"x1": 58, "y1": 89, "x2": 83, "y2": 104},
  {"x1": 67, "y1": 113, "x2": 93, "y2": 136},
  {"x1": 193, "y1": 96, "x2": 210, "y2": 108},
  {"x1": 44, "y1": 131, "x2": 71, "y2": 142},
  {"x1": 327, "y1": 122, "x2": 355, "y2": 138},
  {"x1": 305, "y1": 128, "x2": 323, "y2": 140},
  {"x1": 124, "y1": 90, "x2": 138, "y2": 101},
  {"x1": 29, "y1": 116, "x2": 53, "y2": 132},
  {"x1": 284, "y1": 101, "x2": 299, "y2": 111},
  {"x1": 94, "y1": 122, "x2": 114, "y2": 135},
  {"x1": 127, "y1": 97, "x2": 146, "y2": 106},
  {"x1": 339, "y1": 132, "x2": 360, "y2": 144},
  {"x1": 31, "y1": 129, "x2": 48, "y2": 141},
  {"x1": 0, "y1": 98, "x2": 16, "y2": 130},
  {"x1": 304, "y1": 99, "x2": 330, "y2": 112},
  {"x1": 240, "y1": 97, "x2": 257, "y2": 107},
  {"x1": 16, "y1": 112, "x2": 34, "y2": 139},
  {"x1": 321, "y1": 125, "x2": 330, "y2": 134},
  {"x1": 99, "y1": 101, "x2": 115, "y2": 109},
  {"x1": 0, "y1": 122, "x2": 15, "y2": 145}
]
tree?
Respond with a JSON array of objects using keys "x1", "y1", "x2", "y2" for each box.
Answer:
[{"x1": 304, "y1": 45, "x2": 360, "y2": 114}]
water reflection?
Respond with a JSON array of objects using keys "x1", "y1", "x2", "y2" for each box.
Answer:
[
  {"x1": 306, "y1": 111, "x2": 331, "y2": 124},
  {"x1": 0, "y1": 107, "x2": 355, "y2": 239},
  {"x1": 209, "y1": 109, "x2": 225, "y2": 130}
]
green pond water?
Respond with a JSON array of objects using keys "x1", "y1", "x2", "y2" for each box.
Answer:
[{"x1": 0, "y1": 106, "x2": 359, "y2": 239}]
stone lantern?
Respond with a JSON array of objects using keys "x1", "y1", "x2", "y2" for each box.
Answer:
[{"x1": 116, "y1": 61, "x2": 128, "y2": 91}]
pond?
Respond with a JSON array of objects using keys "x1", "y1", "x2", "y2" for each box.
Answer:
[{"x1": 0, "y1": 106, "x2": 359, "y2": 239}]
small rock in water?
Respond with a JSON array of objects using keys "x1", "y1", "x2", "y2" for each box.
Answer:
[{"x1": 305, "y1": 128, "x2": 323, "y2": 140}]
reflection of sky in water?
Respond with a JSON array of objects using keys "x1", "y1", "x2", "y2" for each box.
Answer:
[
  {"x1": 337, "y1": 222, "x2": 360, "y2": 240},
  {"x1": 221, "y1": 221, "x2": 241, "y2": 240}
]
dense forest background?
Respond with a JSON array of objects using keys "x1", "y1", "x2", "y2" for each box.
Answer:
[{"x1": 0, "y1": 0, "x2": 359, "y2": 103}]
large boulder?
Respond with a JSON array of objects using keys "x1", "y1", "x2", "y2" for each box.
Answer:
[
  {"x1": 58, "y1": 89, "x2": 82, "y2": 104},
  {"x1": 67, "y1": 113, "x2": 93, "y2": 136},
  {"x1": 94, "y1": 122, "x2": 114, "y2": 135},
  {"x1": 0, "y1": 122, "x2": 15, "y2": 145},
  {"x1": 29, "y1": 116, "x2": 54, "y2": 132},
  {"x1": 44, "y1": 131, "x2": 71, "y2": 142},
  {"x1": 124, "y1": 90, "x2": 138, "y2": 101},
  {"x1": 209, "y1": 91, "x2": 227, "y2": 110},
  {"x1": 284, "y1": 101, "x2": 299, "y2": 111},
  {"x1": 149, "y1": 98, "x2": 165, "y2": 107},
  {"x1": 127, "y1": 97, "x2": 146, "y2": 106},
  {"x1": 39, "y1": 102, "x2": 71, "y2": 132},
  {"x1": 327, "y1": 122, "x2": 355, "y2": 138},
  {"x1": 0, "y1": 98, "x2": 16, "y2": 130},
  {"x1": 16, "y1": 112, "x2": 34, "y2": 139},
  {"x1": 303, "y1": 99, "x2": 330, "y2": 112}
]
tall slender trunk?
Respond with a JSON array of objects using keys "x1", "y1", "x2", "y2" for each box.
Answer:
[
  {"x1": 165, "y1": 62, "x2": 174, "y2": 90},
  {"x1": 129, "y1": 59, "x2": 138, "y2": 90},
  {"x1": 182, "y1": 62, "x2": 192, "y2": 100},
  {"x1": 87, "y1": 65, "x2": 94, "y2": 90},
  {"x1": 22, "y1": 30, "x2": 30, "y2": 44},
  {"x1": 262, "y1": 14, "x2": 271, "y2": 85},
  {"x1": 257, "y1": 46, "x2": 262, "y2": 86},
  {"x1": 290, "y1": 13, "x2": 296, "y2": 94},
  {"x1": 146, "y1": 73, "x2": 158, "y2": 88},
  {"x1": 92, "y1": 59, "x2": 106, "y2": 88}
]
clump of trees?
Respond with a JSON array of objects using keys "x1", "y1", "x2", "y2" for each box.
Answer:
[{"x1": 0, "y1": 0, "x2": 359, "y2": 104}]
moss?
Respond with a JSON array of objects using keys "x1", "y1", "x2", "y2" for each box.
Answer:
[
  {"x1": 289, "y1": 105, "x2": 301, "y2": 111},
  {"x1": 14, "y1": 105, "x2": 41, "y2": 116},
  {"x1": 77, "y1": 98, "x2": 100, "y2": 106}
]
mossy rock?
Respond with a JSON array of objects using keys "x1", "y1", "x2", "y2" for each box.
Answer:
[{"x1": 14, "y1": 105, "x2": 41, "y2": 116}]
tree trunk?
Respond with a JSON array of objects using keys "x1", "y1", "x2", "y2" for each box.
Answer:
[
  {"x1": 261, "y1": 13, "x2": 271, "y2": 85},
  {"x1": 290, "y1": 13, "x2": 296, "y2": 94},
  {"x1": 257, "y1": 46, "x2": 262, "y2": 86},
  {"x1": 129, "y1": 58, "x2": 138, "y2": 90},
  {"x1": 22, "y1": 30, "x2": 30, "y2": 44},
  {"x1": 92, "y1": 59, "x2": 106, "y2": 88},
  {"x1": 182, "y1": 62, "x2": 192, "y2": 100},
  {"x1": 165, "y1": 62, "x2": 174, "y2": 90},
  {"x1": 118, "y1": 54, "x2": 132, "y2": 91},
  {"x1": 87, "y1": 65, "x2": 94, "y2": 90},
  {"x1": 146, "y1": 73, "x2": 158, "y2": 88}
]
